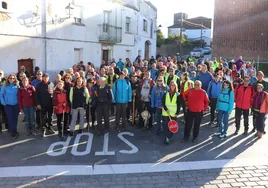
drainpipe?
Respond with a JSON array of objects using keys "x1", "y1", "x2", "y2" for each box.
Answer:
[{"x1": 41, "y1": 0, "x2": 47, "y2": 72}]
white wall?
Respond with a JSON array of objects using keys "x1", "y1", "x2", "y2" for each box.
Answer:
[{"x1": 0, "y1": 0, "x2": 157, "y2": 76}]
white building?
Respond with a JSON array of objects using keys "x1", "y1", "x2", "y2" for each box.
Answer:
[
  {"x1": 0, "y1": 0, "x2": 157, "y2": 76},
  {"x1": 168, "y1": 14, "x2": 212, "y2": 47}
]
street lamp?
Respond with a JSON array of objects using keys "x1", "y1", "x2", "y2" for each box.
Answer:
[{"x1": 65, "y1": 3, "x2": 74, "y2": 18}]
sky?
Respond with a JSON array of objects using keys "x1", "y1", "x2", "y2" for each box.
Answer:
[{"x1": 149, "y1": 0, "x2": 215, "y2": 37}]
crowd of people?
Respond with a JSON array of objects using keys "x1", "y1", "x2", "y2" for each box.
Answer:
[{"x1": 0, "y1": 55, "x2": 267, "y2": 145}]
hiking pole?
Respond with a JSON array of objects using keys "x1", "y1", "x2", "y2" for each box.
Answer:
[
  {"x1": 62, "y1": 109, "x2": 65, "y2": 138},
  {"x1": 88, "y1": 104, "x2": 91, "y2": 132},
  {"x1": 132, "y1": 97, "x2": 135, "y2": 126}
]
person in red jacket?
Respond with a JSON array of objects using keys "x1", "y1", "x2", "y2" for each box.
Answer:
[
  {"x1": 18, "y1": 77, "x2": 36, "y2": 136},
  {"x1": 183, "y1": 80, "x2": 209, "y2": 143},
  {"x1": 234, "y1": 76, "x2": 254, "y2": 135},
  {"x1": 52, "y1": 80, "x2": 70, "y2": 137}
]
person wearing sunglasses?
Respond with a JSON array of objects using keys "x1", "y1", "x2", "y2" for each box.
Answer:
[
  {"x1": 0, "y1": 74, "x2": 20, "y2": 138},
  {"x1": 16, "y1": 65, "x2": 30, "y2": 81},
  {"x1": 214, "y1": 80, "x2": 235, "y2": 139},
  {"x1": 0, "y1": 70, "x2": 9, "y2": 132},
  {"x1": 234, "y1": 76, "x2": 254, "y2": 135},
  {"x1": 252, "y1": 84, "x2": 268, "y2": 139},
  {"x1": 151, "y1": 76, "x2": 169, "y2": 135}
]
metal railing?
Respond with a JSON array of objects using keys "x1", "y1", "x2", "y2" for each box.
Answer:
[{"x1": 98, "y1": 24, "x2": 122, "y2": 43}]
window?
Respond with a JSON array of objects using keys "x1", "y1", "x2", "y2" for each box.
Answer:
[
  {"x1": 150, "y1": 20, "x2": 153, "y2": 38},
  {"x1": 143, "y1": 19, "x2": 147, "y2": 32},
  {"x1": 126, "y1": 17, "x2": 131, "y2": 32},
  {"x1": 73, "y1": 5, "x2": 83, "y2": 25},
  {"x1": 103, "y1": 11, "x2": 110, "y2": 32},
  {"x1": 2, "y1": 1, "x2": 7, "y2": 9},
  {"x1": 74, "y1": 17, "x2": 82, "y2": 24}
]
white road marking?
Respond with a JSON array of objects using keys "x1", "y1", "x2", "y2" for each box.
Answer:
[
  {"x1": 1, "y1": 157, "x2": 268, "y2": 177},
  {"x1": 95, "y1": 133, "x2": 115, "y2": 156},
  {"x1": 118, "y1": 132, "x2": 138, "y2": 154},
  {"x1": 71, "y1": 133, "x2": 94, "y2": 156}
]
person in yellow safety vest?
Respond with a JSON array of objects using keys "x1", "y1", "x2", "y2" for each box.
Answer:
[
  {"x1": 179, "y1": 72, "x2": 194, "y2": 125},
  {"x1": 162, "y1": 80, "x2": 180, "y2": 145},
  {"x1": 212, "y1": 57, "x2": 219, "y2": 70},
  {"x1": 106, "y1": 67, "x2": 119, "y2": 115},
  {"x1": 165, "y1": 67, "x2": 180, "y2": 89}
]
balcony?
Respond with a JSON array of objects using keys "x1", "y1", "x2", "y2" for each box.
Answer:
[{"x1": 99, "y1": 24, "x2": 122, "y2": 43}]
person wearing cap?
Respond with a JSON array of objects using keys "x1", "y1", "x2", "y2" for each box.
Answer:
[
  {"x1": 233, "y1": 73, "x2": 244, "y2": 87},
  {"x1": 35, "y1": 73, "x2": 55, "y2": 136},
  {"x1": 207, "y1": 73, "x2": 222, "y2": 127},
  {"x1": 234, "y1": 76, "x2": 254, "y2": 135},
  {"x1": 95, "y1": 77, "x2": 112, "y2": 134},
  {"x1": 229, "y1": 59, "x2": 236, "y2": 70},
  {"x1": 126, "y1": 73, "x2": 140, "y2": 124},
  {"x1": 112, "y1": 71, "x2": 132, "y2": 132},
  {"x1": 252, "y1": 83, "x2": 268, "y2": 138},
  {"x1": 189, "y1": 71, "x2": 197, "y2": 81}
]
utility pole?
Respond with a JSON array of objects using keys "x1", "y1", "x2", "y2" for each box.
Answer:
[
  {"x1": 200, "y1": 21, "x2": 203, "y2": 48},
  {"x1": 179, "y1": 12, "x2": 183, "y2": 54}
]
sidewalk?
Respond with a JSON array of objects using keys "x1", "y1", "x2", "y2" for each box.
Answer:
[{"x1": 1, "y1": 165, "x2": 268, "y2": 188}]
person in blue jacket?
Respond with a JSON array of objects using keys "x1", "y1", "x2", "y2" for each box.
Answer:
[
  {"x1": 197, "y1": 64, "x2": 213, "y2": 91},
  {"x1": 207, "y1": 74, "x2": 222, "y2": 127},
  {"x1": 0, "y1": 74, "x2": 20, "y2": 138},
  {"x1": 116, "y1": 58, "x2": 124, "y2": 71},
  {"x1": 112, "y1": 71, "x2": 132, "y2": 132},
  {"x1": 151, "y1": 76, "x2": 169, "y2": 135},
  {"x1": 214, "y1": 80, "x2": 234, "y2": 138}
]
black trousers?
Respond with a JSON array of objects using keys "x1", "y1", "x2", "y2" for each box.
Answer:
[
  {"x1": 163, "y1": 116, "x2": 177, "y2": 139},
  {"x1": 86, "y1": 105, "x2": 96, "y2": 126},
  {"x1": 97, "y1": 104, "x2": 110, "y2": 132},
  {"x1": 235, "y1": 108, "x2": 249, "y2": 131},
  {"x1": 138, "y1": 101, "x2": 152, "y2": 129},
  {"x1": 56, "y1": 113, "x2": 69, "y2": 132},
  {"x1": 40, "y1": 105, "x2": 53, "y2": 129},
  {"x1": 210, "y1": 98, "x2": 218, "y2": 122},
  {"x1": 111, "y1": 103, "x2": 115, "y2": 115},
  {"x1": 36, "y1": 109, "x2": 41, "y2": 127},
  {"x1": 184, "y1": 110, "x2": 203, "y2": 139},
  {"x1": 116, "y1": 103, "x2": 127, "y2": 129},
  {"x1": 253, "y1": 111, "x2": 266, "y2": 133},
  {"x1": 0, "y1": 103, "x2": 8, "y2": 129}
]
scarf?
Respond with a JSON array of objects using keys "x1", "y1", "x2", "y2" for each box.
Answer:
[{"x1": 253, "y1": 91, "x2": 264, "y2": 110}]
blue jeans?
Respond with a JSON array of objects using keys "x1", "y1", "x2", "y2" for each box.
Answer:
[
  {"x1": 23, "y1": 107, "x2": 36, "y2": 130},
  {"x1": 217, "y1": 110, "x2": 229, "y2": 135},
  {"x1": 155, "y1": 108, "x2": 163, "y2": 131},
  {"x1": 5, "y1": 104, "x2": 19, "y2": 134}
]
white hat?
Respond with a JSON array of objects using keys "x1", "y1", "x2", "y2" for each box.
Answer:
[{"x1": 231, "y1": 59, "x2": 235, "y2": 63}]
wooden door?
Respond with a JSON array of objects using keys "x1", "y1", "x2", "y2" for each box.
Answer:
[
  {"x1": 18, "y1": 59, "x2": 33, "y2": 77},
  {"x1": 102, "y1": 50, "x2": 109, "y2": 62}
]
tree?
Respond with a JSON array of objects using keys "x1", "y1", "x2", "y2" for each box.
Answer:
[
  {"x1": 166, "y1": 34, "x2": 187, "y2": 44},
  {"x1": 156, "y1": 30, "x2": 164, "y2": 47}
]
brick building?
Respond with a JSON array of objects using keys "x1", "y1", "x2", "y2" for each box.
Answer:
[{"x1": 213, "y1": 0, "x2": 268, "y2": 61}]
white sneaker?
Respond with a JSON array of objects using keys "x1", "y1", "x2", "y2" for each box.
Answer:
[
  {"x1": 214, "y1": 132, "x2": 221, "y2": 136},
  {"x1": 219, "y1": 134, "x2": 227, "y2": 138}
]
